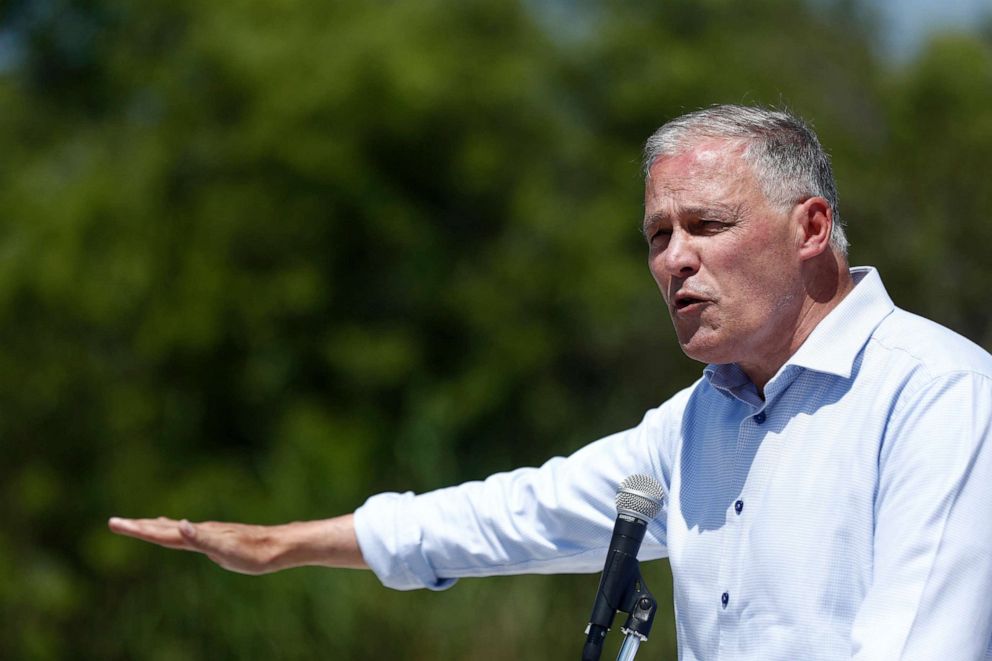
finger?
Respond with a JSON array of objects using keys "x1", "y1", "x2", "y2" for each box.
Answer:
[
  {"x1": 177, "y1": 520, "x2": 234, "y2": 556},
  {"x1": 175, "y1": 522, "x2": 250, "y2": 573},
  {"x1": 108, "y1": 517, "x2": 198, "y2": 551}
]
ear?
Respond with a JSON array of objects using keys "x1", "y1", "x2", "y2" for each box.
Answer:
[{"x1": 794, "y1": 196, "x2": 833, "y2": 261}]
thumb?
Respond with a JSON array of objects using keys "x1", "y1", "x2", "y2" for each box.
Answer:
[{"x1": 179, "y1": 519, "x2": 200, "y2": 545}]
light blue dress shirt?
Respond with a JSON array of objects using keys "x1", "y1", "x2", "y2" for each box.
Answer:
[{"x1": 355, "y1": 267, "x2": 992, "y2": 659}]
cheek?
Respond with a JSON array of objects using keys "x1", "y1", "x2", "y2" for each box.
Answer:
[
  {"x1": 711, "y1": 260, "x2": 786, "y2": 322},
  {"x1": 732, "y1": 267, "x2": 801, "y2": 325},
  {"x1": 648, "y1": 256, "x2": 669, "y2": 295}
]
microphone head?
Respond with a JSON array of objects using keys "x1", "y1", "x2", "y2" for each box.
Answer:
[{"x1": 615, "y1": 474, "x2": 665, "y2": 521}]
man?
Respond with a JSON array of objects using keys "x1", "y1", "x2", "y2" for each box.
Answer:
[{"x1": 110, "y1": 105, "x2": 992, "y2": 659}]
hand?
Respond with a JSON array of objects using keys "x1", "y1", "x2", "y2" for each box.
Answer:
[{"x1": 108, "y1": 514, "x2": 366, "y2": 574}]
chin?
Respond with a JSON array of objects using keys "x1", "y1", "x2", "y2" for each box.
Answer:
[
  {"x1": 678, "y1": 336, "x2": 734, "y2": 366},
  {"x1": 679, "y1": 344, "x2": 713, "y2": 365}
]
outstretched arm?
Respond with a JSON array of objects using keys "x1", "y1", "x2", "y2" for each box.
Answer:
[{"x1": 107, "y1": 514, "x2": 367, "y2": 575}]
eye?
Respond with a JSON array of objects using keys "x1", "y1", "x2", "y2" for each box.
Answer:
[{"x1": 649, "y1": 228, "x2": 671, "y2": 247}]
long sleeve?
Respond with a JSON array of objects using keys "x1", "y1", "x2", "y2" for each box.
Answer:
[{"x1": 353, "y1": 396, "x2": 687, "y2": 591}]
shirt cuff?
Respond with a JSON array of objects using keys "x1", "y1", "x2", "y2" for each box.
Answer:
[{"x1": 354, "y1": 491, "x2": 458, "y2": 592}]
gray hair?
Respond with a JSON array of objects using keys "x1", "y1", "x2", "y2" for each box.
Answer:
[{"x1": 643, "y1": 104, "x2": 848, "y2": 255}]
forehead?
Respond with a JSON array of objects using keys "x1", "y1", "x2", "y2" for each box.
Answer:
[{"x1": 644, "y1": 139, "x2": 756, "y2": 215}]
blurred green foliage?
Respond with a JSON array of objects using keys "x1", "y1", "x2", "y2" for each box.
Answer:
[{"x1": 1, "y1": 0, "x2": 990, "y2": 658}]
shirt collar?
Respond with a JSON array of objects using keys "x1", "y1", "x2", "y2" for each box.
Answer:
[
  {"x1": 705, "y1": 266, "x2": 895, "y2": 392},
  {"x1": 786, "y1": 266, "x2": 894, "y2": 378}
]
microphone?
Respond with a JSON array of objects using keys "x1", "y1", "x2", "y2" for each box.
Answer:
[{"x1": 582, "y1": 474, "x2": 665, "y2": 661}]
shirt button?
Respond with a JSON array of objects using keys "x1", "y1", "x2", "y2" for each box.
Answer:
[
  {"x1": 734, "y1": 500, "x2": 744, "y2": 514},
  {"x1": 721, "y1": 592, "x2": 729, "y2": 607},
  {"x1": 754, "y1": 411, "x2": 766, "y2": 424}
]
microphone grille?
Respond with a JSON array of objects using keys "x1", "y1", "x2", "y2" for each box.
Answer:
[{"x1": 615, "y1": 474, "x2": 665, "y2": 520}]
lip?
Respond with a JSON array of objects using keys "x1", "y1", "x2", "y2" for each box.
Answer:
[{"x1": 671, "y1": 291, "x2": 712, "y2": 314}]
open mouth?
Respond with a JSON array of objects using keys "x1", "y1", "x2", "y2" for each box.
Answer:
[{"x1": 674, "y1": 295, "x2": 707, "y2": 310}]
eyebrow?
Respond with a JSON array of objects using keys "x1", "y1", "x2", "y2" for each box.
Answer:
[{"x1": 642, "y1": 203, "x2": 742, "y2": 236}]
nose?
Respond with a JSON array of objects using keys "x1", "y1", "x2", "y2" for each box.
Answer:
[{"x1": 659, "y1": 228, "x2": 700, "y2": 278}]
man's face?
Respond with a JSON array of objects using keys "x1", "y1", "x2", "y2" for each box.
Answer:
[{"x1": 643, "y1": 140, "x2": 806, "y2": 371}]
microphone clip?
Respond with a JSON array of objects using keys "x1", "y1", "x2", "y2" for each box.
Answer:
[
  {"x1": 619, "y1": 578, "x2": 657, "y2": 642},
  {"x1": 581, "y1": 557, "x2": 658, "y2": 661}
]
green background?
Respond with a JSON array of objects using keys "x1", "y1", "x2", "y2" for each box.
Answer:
[{"x1": 2, "y1": 0, "x2": 991, "y2": 658}]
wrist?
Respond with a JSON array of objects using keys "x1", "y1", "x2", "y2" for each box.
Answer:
[{"x1": 269, "y1": 515, "x2": 365, "y2": 570}]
